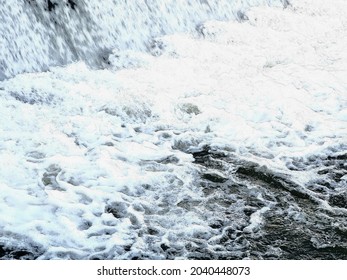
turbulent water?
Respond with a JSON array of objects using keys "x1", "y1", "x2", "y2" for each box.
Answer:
[
  {"x1": 0, "y1": 0, "x2": 286, "y2": 79},
  {"x1": 1, "y1": 0, "x2": 347, "y2": 260}
]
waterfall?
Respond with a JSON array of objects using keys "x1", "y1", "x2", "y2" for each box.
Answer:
[{"x1": 0, "y1": 0, "x2": 285, "y2": 80}]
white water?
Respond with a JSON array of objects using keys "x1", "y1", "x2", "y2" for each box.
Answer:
[
  {"x1": 0, "y1": 0, "x2": 347, "y2": 259},
  {"x1": 0, "y1": 0, "x2": 285, "y2": 79}
]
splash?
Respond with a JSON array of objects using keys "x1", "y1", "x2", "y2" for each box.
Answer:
[{"x1": 0, "y1": 0, "x2": 285, "y2": 79}]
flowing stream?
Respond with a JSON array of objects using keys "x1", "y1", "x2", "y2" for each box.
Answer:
[{"x1": 1, "y1": 0, "x2": 347, "y2": 259}]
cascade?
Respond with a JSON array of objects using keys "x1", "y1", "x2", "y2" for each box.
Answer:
[{"x1": 0, "y1": 0, "x2": 285, "y2": 79}]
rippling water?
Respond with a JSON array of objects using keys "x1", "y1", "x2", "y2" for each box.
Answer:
[{"x1": 1, "y1": 0, "x2": 347, "y2": 259}]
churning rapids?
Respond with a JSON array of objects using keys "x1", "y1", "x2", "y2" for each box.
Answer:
[{"x1": 1, "y1": 0, "x2": 347, "y2": 260}]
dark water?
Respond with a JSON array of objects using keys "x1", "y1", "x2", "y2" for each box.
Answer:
[
  {"x1": 1, "y1": 146, "x2": 346, "y2": 260},
  {"x1": 184, "y1": 147, "x2": 347, "y2": 260}
]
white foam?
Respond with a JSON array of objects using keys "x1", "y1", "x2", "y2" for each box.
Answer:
[
  {"x1": 0, "y1": 0, "x2": 285, "y2": 79},
  {"x1": 1, "y1": 0, "x2": 347, "y2": 259}
]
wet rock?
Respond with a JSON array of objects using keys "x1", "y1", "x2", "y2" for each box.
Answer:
[
  {"x1": 67, "y1": 0, "x2": 76, "y2": 10},
  {"x1": 46, "y1": 0, "x2": 58, "y2": 12},
  {"x1": 236, "y1": 164, "x2": 311, "y2": 200},
  {"x1": 202, "y1": 172, "x2": 228, "y2": 183},
  {"x1": 191, "y1": 147, "x2": 228, "y2": 171}
]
